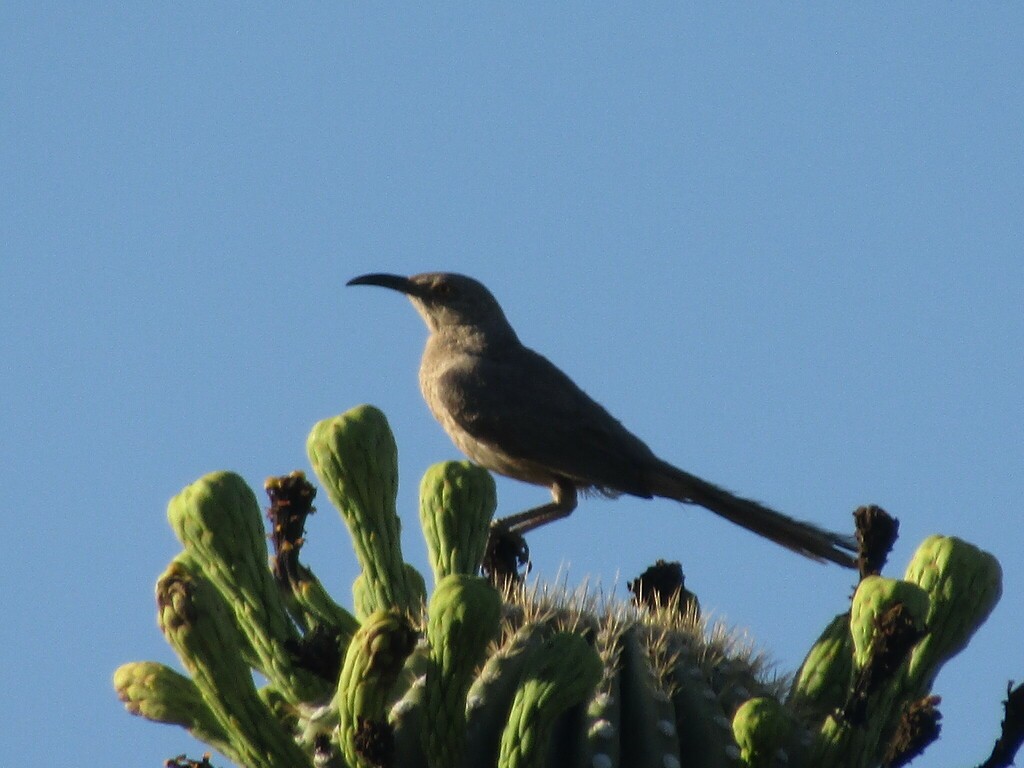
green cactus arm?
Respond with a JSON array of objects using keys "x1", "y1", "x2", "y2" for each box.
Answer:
[
  {"x1": 157, "y1": 555, "x2": 313, "y2": 768},
  {"x1": 422, "y1": 574, "x2": 504, "y2": 768},
  {"x1": 288, "y1": 564, "x2": 361, "y2": 643},
  {"x1": 788, "y1": 612, "x2": 854, "y2": 720},
  {"x1": 335, "y1": 609, "x2": 419, "y2": 768},
  {"x1": 731, "y1": 697, "x2": 794, "y2": 768},
  {"x1": 903, "y1": 535, "x2": 1002, "y2": 691},
  {"x1": 811, "y1": 575, "x2": 931, "y2": 768},
  {"x1": 351, "y1": 572, "x2": 375, "y2": 621},
  {"x1": 464, "y1": 623, "x2": 550, "y2": 767},
  {"x1": 497, "y1": 631, "x2": 603, "y2": 768},
  {"x1": 349, "y1": 564, "x2": 426, "y2": 624},
  {"x1": 307, "y1": 406, "x2": 426, "y2": 617},
  {"x1": 811, "y1": 549, "x2": 999, "y2": 768},
  {"x1": 166, "y1": 471, "x2": 325, "y2": 704},
  {"x1": 113, "y1": 661, "x2": 234, "y2": 756},
  {"x1": 848, "y1": 576, "x2": 930, "y2": 670},
  {"x1": 419, "y1": 461, "x2": 496, "y2": 584}
]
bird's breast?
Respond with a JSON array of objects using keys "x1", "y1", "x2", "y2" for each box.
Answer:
[{"x1": 418, "y1": 350, "x2": 558, "y2": 487}]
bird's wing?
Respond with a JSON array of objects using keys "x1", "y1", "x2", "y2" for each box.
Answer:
[{"x1": 436, "y1": 347, "x2": 655, "y2": 497}]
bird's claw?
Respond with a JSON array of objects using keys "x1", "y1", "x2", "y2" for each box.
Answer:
[{"x1": 482, "y1": 520, "x2": 531, "y2": 587}]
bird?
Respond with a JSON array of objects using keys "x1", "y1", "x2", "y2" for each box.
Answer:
[{"x1": 347, "y1": 271, "x2": 857, "y2": 567}]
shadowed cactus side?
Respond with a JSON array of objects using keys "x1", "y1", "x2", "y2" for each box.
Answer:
[{"x1": 114, "y1": 404, "x2": 1005, "y2": 768}]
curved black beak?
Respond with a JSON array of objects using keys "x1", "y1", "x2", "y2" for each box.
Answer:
[{"x1": 346, "y1": 272, "x2": 419, "y2": 296}]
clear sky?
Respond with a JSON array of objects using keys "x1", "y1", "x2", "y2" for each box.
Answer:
[{"x1": 3, "y1": 6, "x2": 1021, "y2": 766}]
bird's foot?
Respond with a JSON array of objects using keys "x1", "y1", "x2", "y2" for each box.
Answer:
[{"x1": 482, "y1": 521, "x2": 531, "y2": 587}]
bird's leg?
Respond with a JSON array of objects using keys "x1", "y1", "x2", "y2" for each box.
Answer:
[
  {"x1": 483, "y1": 481, "x2": 578, "y2": 585},
  {"x1": 494, "y1": 480, "x2": 578, "y2": 534}
]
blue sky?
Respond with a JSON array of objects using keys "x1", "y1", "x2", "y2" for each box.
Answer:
[{"x1": 3, "y1": 6, "x2": 1021, "y2": 765}]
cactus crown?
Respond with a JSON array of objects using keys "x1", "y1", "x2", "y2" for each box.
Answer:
[{"x1": 115, "y1": 405, "x2": 1003, "y2": 768}]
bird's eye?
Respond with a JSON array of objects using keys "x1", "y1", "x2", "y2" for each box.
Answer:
[{"x1": 434, "y1": 282, "x2": 454, "y2": 298}]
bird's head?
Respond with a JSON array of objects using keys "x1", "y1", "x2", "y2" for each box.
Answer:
[{"x1": 347, "y1": 272, "x2": 517, "y2": 340}]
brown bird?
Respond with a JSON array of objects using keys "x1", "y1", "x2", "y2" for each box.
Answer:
[{"x1": 348, "y1": 271, "x2": 857, "y2": 567}]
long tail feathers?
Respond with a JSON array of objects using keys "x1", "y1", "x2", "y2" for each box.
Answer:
[{"x1": 646, "y1": 461, "x2": 857, "y2": 568}]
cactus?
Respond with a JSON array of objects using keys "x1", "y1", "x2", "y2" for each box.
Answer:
[
  {"x1": 152, "y1": 555, "x2": 313, "y2": 768},
  {"x1": 419, "y1": 461, "x2": 496, "y2": 584},
  {"x1": 795, "y1": 547, "x2": 1002, "y2": 768},
  {"x1": 731, "y1": 696, "x2": 794, "y2": 768},
  {"x1": 903, "y1": 535, "x2": 1002, "y2": 691},
  {"x1": 334, "y1": 609, "x2": 418, "y2": 768},
  {"x1": 115, "y1": 404, "x2": 1005, "y2": 768},
  {"x1": 422, "y1": 574, "x2": 503, "y2": 767},
  {"x1": 307, "y1": 406, "x2": 427, "y2": 618}
]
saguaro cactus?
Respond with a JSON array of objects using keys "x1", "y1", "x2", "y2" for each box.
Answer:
[{"x1": 115, "y1": 405, "x2": 1004, "y2": 768}]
